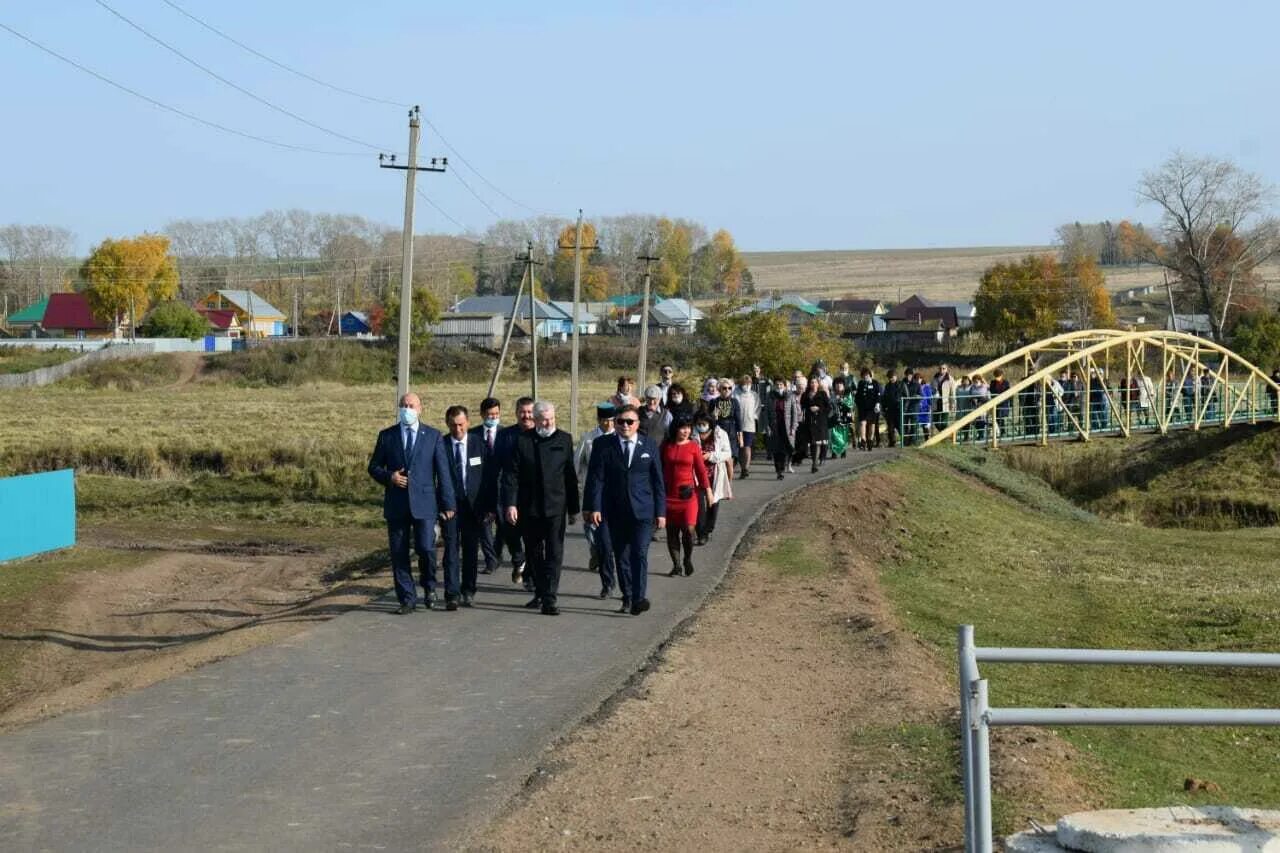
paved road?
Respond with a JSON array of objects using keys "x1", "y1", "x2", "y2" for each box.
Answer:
[{"x1": 0, "y1": 450, "x2": 895, "y2": 852}]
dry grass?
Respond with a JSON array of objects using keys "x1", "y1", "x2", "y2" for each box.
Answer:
[{"x1": 741, "y1": 246, "x2": 1280, "y2": 304}]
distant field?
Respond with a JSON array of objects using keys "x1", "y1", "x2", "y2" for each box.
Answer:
[{"x1": 740, "y1": 246, "x2": 1227, "y2": 303}]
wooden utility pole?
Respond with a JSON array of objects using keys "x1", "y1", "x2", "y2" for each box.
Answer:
[
  {"x1": 560, "y1": 210, "x2": 599, "y2": 438},
  {"x1": 636, "y1": 251, "x2": 661, "y2": 389},
  {"x1": 487, "y1": 261, "x2": 528, "y2": 397},
  {"x1": 1163, "y1": 269, "x2": 1178, "y2": 333},
  {"x1": 515, "y1": 242, "x2": 544, "y2": 400},
  {"x1": 379, "y1": 106, "x2": 446, "y2": 401}
]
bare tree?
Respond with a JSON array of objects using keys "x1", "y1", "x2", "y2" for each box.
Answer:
[{"x1": 1138, "y1": 152, "x2": 1280, "y2": 340}]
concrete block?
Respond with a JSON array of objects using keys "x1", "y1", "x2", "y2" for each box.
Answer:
[
  {"x1": 1006, "y1": 830, "x2": 1071, "y2": 852},
  {"x1": 1056, "y1": 806, "x2": 1280, "y2": 852}
]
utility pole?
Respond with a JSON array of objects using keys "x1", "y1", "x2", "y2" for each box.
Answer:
[
  {"x1": 379, "y1": 105, "x2": 446, "y2": 402},
  {"x1": 487, "y1": 260, "x2": 528, "y2": 397},
  {"x1": 1163, "y1": 269, "x2": 1178, "y2": 333},
  {"x1": 292, "y1": 276, "x2": 299, "y2": 338},
  {"x1": 560, "y1": 210, "x2": 599, "y2": 438},
  {"x1": 515, "y1": 242, "x2": 544, "y2": 400},
  {"x1": 636, "y1": 250, "x2": 661, "y2": 389}
]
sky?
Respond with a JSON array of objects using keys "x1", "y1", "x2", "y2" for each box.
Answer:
[{"x1": 3, "y1": 0, "x2": 1280, "y2": 253}]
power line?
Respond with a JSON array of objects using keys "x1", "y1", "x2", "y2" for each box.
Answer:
[
  {"x1": 417, "y1": 187, "x2": 471, "y2": 233},
  {"x1": 93, "y1": 0, "x2": 386, "y2": 152},
  {"x1": 158, "y1": 0, "x2": 406, "y2": 109},
  {"x1": 421, "y1": 117, "x2": 545, "y2": 215},
  {"x1": 448, "y1": 169, "x2": 503, "y2": 220},
  {"x1": 0, "y1": 21, "x2": 368, "y2": 157}
]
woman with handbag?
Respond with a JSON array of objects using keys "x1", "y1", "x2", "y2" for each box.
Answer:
[
  {"x1": 694, "y1": 412, "x2": 733, "y2": 545},
  {"x1": 661, "y1": 417, "x2": 712, "y2": 577}
]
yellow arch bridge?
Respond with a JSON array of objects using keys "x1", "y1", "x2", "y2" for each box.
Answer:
[{"x1": 904, "y1": 330, "x2": 1280, "y2": 448}]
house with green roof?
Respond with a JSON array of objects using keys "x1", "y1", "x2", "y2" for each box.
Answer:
[{"x1": 5, "y1": 296, "x2": 50, "y2": 335}]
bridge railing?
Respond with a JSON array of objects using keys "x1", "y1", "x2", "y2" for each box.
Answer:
[{"x1": 892, "y1": 380, "x2": 1279, "y2": 447}]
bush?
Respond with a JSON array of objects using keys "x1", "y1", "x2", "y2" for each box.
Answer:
[
  {"x1": 1230, "y1": 310, "x2": 1280, "y2": 371},
  {"x1": 140, "y1": 300, "x2": 208, "y2": 338}
]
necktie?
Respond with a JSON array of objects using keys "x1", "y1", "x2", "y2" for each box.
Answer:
[
  {"x1": 623, "y1": 439, "x2": 632, "y2": 466},
  {"x1": 455, "y1": 440, "x2": 465, "y2": 489},
  {"x1": 486, "y1": 428, "x2": 494, "y2": 451},
  {"x1": 404, "y1": 427, "x2": 415, "y2": 463}
]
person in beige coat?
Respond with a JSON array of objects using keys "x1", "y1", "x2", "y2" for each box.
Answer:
[{"x1": 693, "y1": 412, "x2": 733, "y2": 545}]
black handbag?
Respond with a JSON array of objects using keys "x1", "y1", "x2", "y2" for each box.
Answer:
[{"x1": 677, "y1": 484, "x2": 695, "y2": 500}]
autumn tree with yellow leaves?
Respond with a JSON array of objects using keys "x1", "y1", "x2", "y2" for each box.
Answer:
[{"x1": 81, "y1": 234, "x2": 179, "y2": 331}]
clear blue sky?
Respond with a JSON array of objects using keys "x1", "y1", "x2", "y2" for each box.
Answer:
[{"x1": 3, "y1": 0, "x2": 1279, "y2": 252}]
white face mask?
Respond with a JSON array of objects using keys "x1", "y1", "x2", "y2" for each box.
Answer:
[{"x1": 535, "y1": 426, "x2": 554, "y2": 438}]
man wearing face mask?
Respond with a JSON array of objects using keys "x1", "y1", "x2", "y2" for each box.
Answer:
[
  {"x1": 494, "y1": 397, "x2": 535, "y2": 588},
  {"x1": 368, "y1": 392, "x2": 457, "y2": 615},
  {"x1": 469, "y1": 397, "x2": 503, "y2": 574},
  {"x1": 501, "y1": 401, "x2": 580, "y2": 616}
]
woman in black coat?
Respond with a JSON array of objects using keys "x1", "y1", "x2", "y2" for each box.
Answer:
[{"x1": 798, "y1": 375, "x2": 830, "y2": 473}]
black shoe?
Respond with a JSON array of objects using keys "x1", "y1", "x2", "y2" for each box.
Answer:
[
  {"x1": 598, "y1": 586, "x2": 611, "y2": 599},
  {"x1": 445, "y1": 599, "x2": 459, "y2": 612},
  {"x1": 394, "y1": 603, "x2": 415, "y2": 615},
  {"x1": 695, "y1": 535, "x2": 707, "y2": 546},
  {"x1": 668, "y1": 565, "x2": 682, "y2": 577},
  {"x1": 421, "y1": 596, "x2": 435, "y2": 611},
  {"x1": 619, "y1": 600, "x2": 631, "y2": 614},
  {"x1": 541, "y1": 604, "x2": 560, "y2": 616},
  {"x1": 461, "y1": 594, "x2": 474, "y2": 607},
  {"x1": 740, "y1": 469, "x2": 750, "y2": 478},
  {"x1": 683, "y1": 561, "x2": 694, "y2": 576},
  {"x1": 524, "y1": 597, "x2": 542, "y2": 609},
  {"x1": 631, "y1": 598, "x2": 651, "y2": 616},
  {"x1": 777, "y1": 473, "x2": 784, "y2": 480},
  {"x1": 511, "y1": 561, "x2": 525, "y2": 584},
  {"x1": 811, "y1": 464, "x2": 819, "y2": 473}
]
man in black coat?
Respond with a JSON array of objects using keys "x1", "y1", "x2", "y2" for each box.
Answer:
[
  {"x1": 442, "y1": 404, "x2": 492, "y2": 609},
  {"x1": 367, "y1": 391, "x2": 456, "y2": 614},
  {"x1": 500, "y1": 401, "x2": 580, "y2": 616},
  {"x1": 493, "y1": 396, "x2": 535, "y2": 587},
  {"x1": 881, "y1": 369, "x2": 904, "y2": 447},
  {"x1": 469, "y1": 396, "x2": 503, "y2": 574}
]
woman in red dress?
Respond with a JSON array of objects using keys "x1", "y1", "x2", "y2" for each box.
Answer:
[{"x1": 661, "y1": 418, "x2": 712, "y2": 577}]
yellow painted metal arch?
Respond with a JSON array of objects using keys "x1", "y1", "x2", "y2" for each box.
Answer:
[{"x1": 921, "y1": 330, "x2": 1280, "y2": 448}]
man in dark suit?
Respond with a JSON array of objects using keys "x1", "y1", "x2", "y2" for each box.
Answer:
[
  {"x1": 442, "y1": 404, "x2": 491, "y2": 609},
  {"x1": 500, "y1": 401, "x2": 579, "y2": 616},
  {"x1": 494, "y1": 397, "x2": 535, "y2": 588},
  {"x1": 367, "y1": 392, "x2": 456, "y2": 614},
  {"x1": 469, "y1": 396, "x2": 503, "y2": 574},
  {"x1": 585, "y1": 404, "x2": 666, "y2": 616}
]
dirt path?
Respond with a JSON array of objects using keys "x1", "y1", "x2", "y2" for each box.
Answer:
[
  {"x1": 468, "y1": 472, "x2": 1097, "y2": 852},
  {"x1": 0, "y1": 535, "x2": 383, "y2": 731}
]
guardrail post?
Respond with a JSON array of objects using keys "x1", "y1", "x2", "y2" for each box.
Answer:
[
  {"x1": 958, "y1": 626, "x2": 977, "y2": 852},
  {"x1": 974, "y1": 678, "x2": 993, "y2": 853}
]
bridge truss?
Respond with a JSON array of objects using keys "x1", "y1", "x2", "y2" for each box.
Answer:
[{"x1": 918, "y1": 330, "x2": 1280, "y2": 448}]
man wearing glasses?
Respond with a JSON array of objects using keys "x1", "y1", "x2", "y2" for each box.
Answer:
[
  {"x1": 657, "y1": 364, "x2": 676, "y2": 404},
  {"x1": 584, "y1": 404, "x2": 666, "y2": 616}
]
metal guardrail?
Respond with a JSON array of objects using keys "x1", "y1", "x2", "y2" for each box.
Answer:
[{"x1": 956, "y1": 624, "x2": 1280, "y2": 853}]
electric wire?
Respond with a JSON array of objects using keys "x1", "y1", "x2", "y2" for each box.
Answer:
[
  {"x1": 417, "y1": 188, "x2": 471, "y2": 233},
  {"x1": 421, "y1": 117, "x2": 545, "y2": 215},
  {"x1": 158, "y1": 0, "x2": 406, "y2": 109},
  {"x1": 0, "y1": 21, "x2": 368, "y2": 157},
  {"x1": 93, "y1": 0, "x2": 386, "y2": 152}
]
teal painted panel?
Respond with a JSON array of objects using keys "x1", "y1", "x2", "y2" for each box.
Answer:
[{"x1": 0, "y1": 470, "x2": 76, "y2": 562}]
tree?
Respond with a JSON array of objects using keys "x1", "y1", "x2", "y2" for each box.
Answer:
[
  {"x1": 1060, "y1": 254, "x2": 1114, "y2": 329},
  {"x1": 1115, "y1": 220, "x2": 1155, "y2": 266},
  {"x1": 81, "y1": 234, "x2": 179, "y2": 330},
  {"x1": 708, "y1": 229, "x2": 748, "y2": 295},
  {"x1": 973, "y1": 254, "x2": 1063, "y2": 344},
  {"x1": 1230, "y1": 310, "x2": 1280, "y2": 370},
  {"x1": 653, "y1": 218, "x2": 693, "y2": 298},
  {"x1": 549, "y1": 222, "x2": 611, "y2": 301},
  {"x1": 141, "y1": 300, "x2": 208, "y2": 338},
  {"x1": 1137, "y1": 152, "x2": 1280, "y2": 341},
  {"x1": 383, "y1": 286, "x2": 442, "y2": 349},
  {"x1": 701, "y1": 308, "x2": 851, "y2": 379}
]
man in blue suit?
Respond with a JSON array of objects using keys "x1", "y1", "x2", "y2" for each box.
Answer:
[
  {"x1": 442, "y1": 404, "x2": 491, "y2": 609},
  {"x1": 585, "y1": 404, "x2": 666, "y2": 616},
  {"x1": 367, "y1": 392, "x2": 456, "y2": 614}
]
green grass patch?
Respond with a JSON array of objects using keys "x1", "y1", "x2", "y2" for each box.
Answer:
[
  {"x1": 760, "y1": 535, "x2": 828, "y2": 576},
  {"x1": 877, "y1": 454, "x2": 1280, "y2": 822},
  {"x1": 850, "y1": 721, "x2": 963, "y2": 808},
  {"x1": 0, "y1": 346, "x2": 80, "y2": 374},
  {"x1": 1002, "y1": 425, "x2": 1280, "y2": 529}
]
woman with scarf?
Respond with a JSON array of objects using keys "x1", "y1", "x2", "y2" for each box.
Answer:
[
  {"x1": 767, "y1": 374, "x2": 801, "y2": 479},
  {"x1": 799, "y1": 375, "x2": 831, "y2": 472},
  {"x1": 693, "y1": 412, "x2": 733, "y2": 545},
  {"x1": 665, "y1": 382, "x2": 695, "y2": 424},
  {"x1": 704, "y1": 378, "x2": 742, "y2": 474},
  {"x1": 661, "y1": 417, "x2": 712, "y2": 577}
]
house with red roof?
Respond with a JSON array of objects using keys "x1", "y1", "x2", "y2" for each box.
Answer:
[
  {"x1": 8, "y1": 292, "x2": 116, "y2": 339},
  {"x1": 195, "y1": 307, "x2": 242, "y2": 338}
]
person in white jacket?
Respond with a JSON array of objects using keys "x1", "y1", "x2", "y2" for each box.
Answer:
[
  {"x1": 693, "y1": 412, "x2": 733, "y2": 546},
  {"x1": 732, "y1": 373, "x2": 760, "y2": 477}
]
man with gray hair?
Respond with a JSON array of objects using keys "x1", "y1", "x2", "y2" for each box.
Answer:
[
  {"x1": 638, "y1": 384, "x2": 670, "y2": 440},
  {"x1": 501, "y1": 401, "x2": 579, "y2": 615}
]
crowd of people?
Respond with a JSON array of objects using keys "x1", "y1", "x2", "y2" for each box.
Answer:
[{"x1": 368, "y1": 357, "x2": 1277, "y2": 620}]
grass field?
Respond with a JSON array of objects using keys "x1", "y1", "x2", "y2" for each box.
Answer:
[
  {"x1": 870, "y1": 448, "x2": 1280, "y2": 826},
  {"x1": 740, "y1": 246, "x2": 1280, "y2": 304},
  {"x1": 0, "y1": 346, "x2": 80, "y2": 374}
]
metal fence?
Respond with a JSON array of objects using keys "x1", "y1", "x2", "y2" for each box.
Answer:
[
  {"x1": 956, "y1": 624, "x2": 1280, "y2": 853},
  {"x1": 894, "y1": 380, "x2": 1280, "y2": 447}
]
